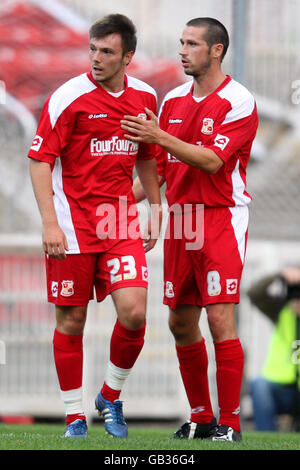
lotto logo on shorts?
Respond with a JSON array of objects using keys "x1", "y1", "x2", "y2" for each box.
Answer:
[
  {"x1": 141, "y1": 266, "x2": 148, "y2": 281},
  {"x1": 51, "y1": 281, "x2": 58, "y2": 298},
  {"x1": 61, "y1": 280, "x2": 74, "y2": 297},
  {"x1": 226, "y1": 279, "x2": 238, "y2": 294},
  {"x1": 165, "y1": 281, "x2": 175, "y2": 298}
]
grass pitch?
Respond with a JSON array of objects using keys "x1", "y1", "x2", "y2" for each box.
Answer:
[{"x1": 0, "y1": 423, "x2": 300, "y2": 452}]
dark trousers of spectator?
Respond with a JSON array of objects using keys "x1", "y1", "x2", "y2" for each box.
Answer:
[{"x1": 250, "y1": 377, "x2": 300, "y2": 431}]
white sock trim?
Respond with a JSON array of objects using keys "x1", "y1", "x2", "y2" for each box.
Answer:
[
  {"x1": 105, "y1": 361, "x2": 131, "y2": 391},
  {"x1": 60, "y1": 387, "x2": 84, "y2": 415}
]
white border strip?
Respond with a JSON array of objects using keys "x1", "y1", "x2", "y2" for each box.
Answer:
[{"x1": 30, "y1": 0, "x2": 89, "y2": 33}]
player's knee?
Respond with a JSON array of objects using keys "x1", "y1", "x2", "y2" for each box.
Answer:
[
  {"x1": 129, "y1": 309, "x2": 146, "y2": 329},
  {"x1": 118, "y1": 302, "x2": 146, "y2": 329},
  {"x1": 168, "y1": 316, "x2": 188, "y2": 342},
  {"x1": 56, "y1": 305, "x2": 87, "y2": 335},
  {"x1": 206, "y1": 304, "x2": 236, "y2": 342}
]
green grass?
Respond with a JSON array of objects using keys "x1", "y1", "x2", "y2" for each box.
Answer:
[{"x1": 0, "y1": 423, "x2": 300, "y2": 451}]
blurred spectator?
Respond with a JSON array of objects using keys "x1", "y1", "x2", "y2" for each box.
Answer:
[{"x1": 248, "y1": 267, "x2": 300, "y2": 431}]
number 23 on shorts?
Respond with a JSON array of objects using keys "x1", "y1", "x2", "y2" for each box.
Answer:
[{"x1": 107, "y1": 255, "x2": 137, "y2": 284}]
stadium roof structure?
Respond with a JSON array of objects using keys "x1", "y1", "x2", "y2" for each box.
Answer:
[{"x1": 0, "y1": 0, "x2": 184, "y2": 121}]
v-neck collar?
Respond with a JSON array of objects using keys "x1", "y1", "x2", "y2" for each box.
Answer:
[
  {"x1": 87, "y1": 72, "x2": 128, "y2": 100},
  {"x1": 189, "y1": 75, "x2": 232, "y2": 105}
]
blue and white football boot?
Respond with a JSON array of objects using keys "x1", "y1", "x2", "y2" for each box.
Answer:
[
  {"x1": 64, "y1": 419, "x2": 88, "y2": 438},
  {"x1": 95, "y1": 392, "x2": 128, "y2": 438}
]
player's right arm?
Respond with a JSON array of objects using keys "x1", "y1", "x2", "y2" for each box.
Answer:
[
  {"x1": 28, "y1": 90, "x2": 75, "y2": 259},
  {"x1": 132, "y1": 109, "x2": 167, "y2": 203},
  {"x1": 30, "y1": 159, "x2": 68, "y2": 260}
]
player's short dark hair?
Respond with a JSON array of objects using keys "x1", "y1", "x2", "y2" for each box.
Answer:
[
  {"x1": 186, "y1": 17, "x2": 229, "y2": 61},
  {"x1": 89, "y1": 14, "x2": 137, "y2": 55}
]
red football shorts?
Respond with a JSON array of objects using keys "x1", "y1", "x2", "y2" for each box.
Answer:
[
  {"x1": 163, "y1": 205, "x2": 249, "y2": 309},
  {"x1": 46, "y1": 238, "x2": 148, "y2": 305}
]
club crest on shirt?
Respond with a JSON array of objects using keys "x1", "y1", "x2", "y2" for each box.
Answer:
[
  {"x1": 61, "y1": 280, "x2": 74, "y2": 297},
  {"x1": 201, "y1": 118, "x2": 214, "y2": 135}
]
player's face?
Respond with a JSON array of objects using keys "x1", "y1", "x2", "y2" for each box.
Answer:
[
  {"x1": 179, "y1": 26, "x2": 213, "y2": 77},
  {"x1": 89, "y1": 34, "x2": 133, "y2": 87}
]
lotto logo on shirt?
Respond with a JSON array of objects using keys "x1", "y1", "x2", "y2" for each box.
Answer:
[
  {"x1": 88, "y1": 113, "x2": 108, "y2": 119},
  {"x1": 214, "y1": 134, "x2": 230, "y2": 151},
  {"x1": 90, "y1": 136, "x2": 138, "y2": 156},
  {"x1": 167, "y1": 153, "x2": 180, "y2": 163},
  {"x1": 30, "y1": 135, "x2": 43, "y2": 151}
]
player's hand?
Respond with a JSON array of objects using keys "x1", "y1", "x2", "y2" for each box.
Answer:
[
  {"x1": 281, "y1": 266, "x2": 300, "y2": 285},
  {"x1": 142, "y1": 204, "x2": 162, "y2": 253},
  {"x1": 121, "y1": 108, "x2": 161, "y2": 144},
  {"x1": 42, "y1": 223, "x2": 69, "y2": 260}
]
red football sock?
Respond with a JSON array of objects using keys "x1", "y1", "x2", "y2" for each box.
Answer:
[
  {"x1": 214, "y1": 338, "x2": 244, "y2": 433},
  {"x1": 101, "y1": 320, "x2": 146, "y2": 402},
  {"x1": 53, "y1": 329, "x2": 85, "y2": 424},
  {"x1": 101, "y1": 382, "x2": 119, "y2": 403},
  {"x1": 66, "y1": 413, "x2": 86, "y2": 425},
  {"x1": 53, "y1": 328, "x2": 83, "y2": 391},
  {"x1": 176, "y1": 339, "x2": 214, "y2": 424}
]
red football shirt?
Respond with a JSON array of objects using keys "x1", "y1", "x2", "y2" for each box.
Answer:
[
  {"x1": 156, "y1": 75, "x2": 258, "y2": 208},
  {"x1": 28, "y1": 72, "x2": 157, "y2": 253}
]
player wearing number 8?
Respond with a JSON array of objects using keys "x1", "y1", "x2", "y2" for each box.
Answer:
[
  {"x1": 28, "y1": 14, "x2": 161, "y2": 438},
  {"x1": 127, "y1": 17, "x2": 258, "y2": 441}
]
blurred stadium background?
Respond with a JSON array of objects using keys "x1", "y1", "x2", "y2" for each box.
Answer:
[{"x1": 1, "y1": 0, "x2": 300, "y2": 429}]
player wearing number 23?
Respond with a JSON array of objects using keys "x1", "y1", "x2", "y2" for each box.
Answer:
[{"x1": 28, "y1": 14, "x2": 162, "y2": 438}]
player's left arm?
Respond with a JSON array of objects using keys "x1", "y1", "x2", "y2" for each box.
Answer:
[
  {"x1": 135, "y1": 158, "x2": 162, "y2": 253},
  {"x1": 121, "y1": 108, "x2": 223, "y2": 174}
]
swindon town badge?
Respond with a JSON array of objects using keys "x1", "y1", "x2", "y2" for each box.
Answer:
[
  {"x1": 61, "y1": 280, "x2": 74, "y2": 297},
  {"x1": 165, "y1": 281, "x2": 175, "y2": 298},
  {"x1": 201, "y1": 118, "x2": 214, "y2": 135}
]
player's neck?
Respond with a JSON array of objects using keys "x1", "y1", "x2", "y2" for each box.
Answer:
[
  {"x1": 96, "y1": 73, "x2": 126, "y2": 94},
  {"x1": 193, "y1": 69, "x2": 227, "y2": 98}
]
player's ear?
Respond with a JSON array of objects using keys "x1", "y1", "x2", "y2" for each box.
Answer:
[
  {"x1": 211, "y1": 43, "x2": 224, "y2": 61},
  {"x1": 124, "y1": 50, "x2": 134, "y2": 66}
]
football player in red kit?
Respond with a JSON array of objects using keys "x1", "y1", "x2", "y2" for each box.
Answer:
[
  {"x1": 122, "y1": 17, "x2": 258, "y2": 441},
  {"x1": 28, "y1": 14, "x2": 162, "y2": 438}
]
